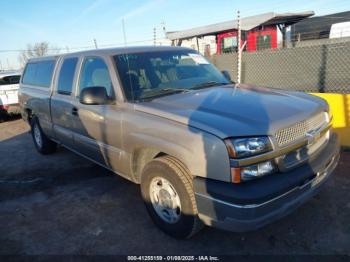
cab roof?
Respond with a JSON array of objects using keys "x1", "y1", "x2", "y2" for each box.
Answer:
[{"x1": 27, "y1": 46, "x2": 194, "y2": 63}]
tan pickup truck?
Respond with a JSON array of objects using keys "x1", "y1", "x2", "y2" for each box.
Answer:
[{"x1": 19, "y1": 46, "x2": 340, "y2": 238}]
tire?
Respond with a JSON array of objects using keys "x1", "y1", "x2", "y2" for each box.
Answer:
[
  {"x1": 30, "y1": 116, "x2": 57, "y2": 155},
  {"x1": 141, "y1": 156, "x2": 203, "y2": 238}
]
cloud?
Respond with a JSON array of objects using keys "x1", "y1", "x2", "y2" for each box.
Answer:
[
  {"x1": 71, "y1": 0, "x2": 112, "y2": 24},
  {"x1": 117, "y1": 0, "x2": 164, "y2": 21}
]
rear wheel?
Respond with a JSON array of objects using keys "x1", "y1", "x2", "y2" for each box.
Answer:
[
  {"x1": 141, "y1": 156, "x2": 203, "y2": 238},
  {"x1": 30, "y1": 117, "x2": 57, "y2": 154}
]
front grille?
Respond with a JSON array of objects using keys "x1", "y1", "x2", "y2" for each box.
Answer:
[
  {"x1": 275, "y1": 112, "x2": 327, "y2": 146},
  {"x1": 281, "y1": 131, "x2": 329, "y2": 169}
]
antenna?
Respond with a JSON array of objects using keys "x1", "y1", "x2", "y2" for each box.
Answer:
[
  {"x1": 122, "y1": 19, "x2": 127, "y2": 46},
  {"x1": 153, "y1": 27, "x2": 157, "y2": 46}
]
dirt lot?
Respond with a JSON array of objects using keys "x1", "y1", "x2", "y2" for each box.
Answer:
[{"x1": 0, "y1": 117, "x2": 349, "y2": 255}]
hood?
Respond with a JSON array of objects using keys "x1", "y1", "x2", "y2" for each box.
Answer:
[{"x1": 134, "y1": 84, "x2": 327, "y2": 139}]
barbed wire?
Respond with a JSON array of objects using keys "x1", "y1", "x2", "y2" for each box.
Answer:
[{"x1": 216, "y1": 0, "x2": 349, "y2": 17}]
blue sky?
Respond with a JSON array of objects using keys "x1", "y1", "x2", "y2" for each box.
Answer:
[{"x1": 1, "y1": 0, "x2": 349, "y2": 69}]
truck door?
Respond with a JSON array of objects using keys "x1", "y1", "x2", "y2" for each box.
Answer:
[
  {"x1": 70, "y1": 56, "x2": 123, "y2": 171},
  {"x1": 51, "y1": 57, "x2": 79, "y2": 149}
]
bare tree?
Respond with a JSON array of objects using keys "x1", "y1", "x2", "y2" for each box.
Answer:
[{"x1": 18, "y1": 42, "x2": 60, "y2": 68}]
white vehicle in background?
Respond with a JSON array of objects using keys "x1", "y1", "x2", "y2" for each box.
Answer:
[
  {"x1": 329, "y1": 21, "x2": 350, "y2": 39},
  {"x1": 0, "y1": 71, "x2": 21, "y2": 115}
]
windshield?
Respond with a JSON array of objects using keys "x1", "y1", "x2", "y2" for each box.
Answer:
[{"x1": 114, "y1": 50, "x2": 230, "y2": 101}]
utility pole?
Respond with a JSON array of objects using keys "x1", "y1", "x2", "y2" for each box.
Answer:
[
  {"x1": 153, "y1": 27, "x2": 157, "y2": 46},
  {"x1": 122, "y1": 19, "x2": 127, "y2": 46},
  {"x1": 93, "y1": 39, "x2": 98, "y2": 49},
  {"x1": 161, "y1": 21, "x2": 166, "y2": 35},
  {"x1": 237, "y1": 10, "x2": 242, "y2": 84},
  {"x1": 160, "y1": 21, "x2": 166, "y2": 46}
]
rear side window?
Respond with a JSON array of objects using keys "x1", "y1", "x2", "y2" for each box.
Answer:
[
  {"x1": 0, "y1": 75, "x2": 21, "y2": 85},
  {"x1": 57, "y1": 58, "x2": 78, "y2": 95},
  {"x1": 22, "y1": 60, "x2": 56, "y2": 88},
  {"x1": 22, "y1": 63, "x2": 38, "y2": 85}
]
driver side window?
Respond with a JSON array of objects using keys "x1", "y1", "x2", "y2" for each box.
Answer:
[{"x1": 79, "y1": 57, "x2": 114, "y2": 98}]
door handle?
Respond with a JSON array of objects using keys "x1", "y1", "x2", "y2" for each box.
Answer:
[{"x1": 72, "y1": 107, "x2": 79, "y2": 116}]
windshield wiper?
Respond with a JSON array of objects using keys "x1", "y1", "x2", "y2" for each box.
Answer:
[
  {"x1": 191, "y1": 81, "x2": 230, "y2": 90},
  {"x1": 140, "y1": 88, "x2": 189, "y2": 100}
]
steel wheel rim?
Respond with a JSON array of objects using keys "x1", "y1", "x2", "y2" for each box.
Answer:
[
  {"x1": 149, "y1": 177, "x2": 182, "y2": 224},
  {"x1": 33, "y1": 124, "x2": 42, "y2": 148}
]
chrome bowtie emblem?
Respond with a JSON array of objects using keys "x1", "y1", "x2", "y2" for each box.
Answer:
[{"x1": 306, "y1": 129, "x2": 321, "y2": 145}]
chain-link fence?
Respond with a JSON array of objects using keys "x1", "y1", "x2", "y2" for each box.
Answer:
[{"x1": 210, "y1": 37, "x2": 350, "y2": 93}]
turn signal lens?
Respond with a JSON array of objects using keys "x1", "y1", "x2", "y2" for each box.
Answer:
[{"x1": 231, "y1": 168, "x2": 241, "y2": 184}]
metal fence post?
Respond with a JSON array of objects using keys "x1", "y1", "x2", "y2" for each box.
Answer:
[{"x1": 237, "y1": 10, "x2": 241, "y2": 84}]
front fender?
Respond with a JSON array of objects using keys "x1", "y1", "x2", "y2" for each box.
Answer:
[{"x1": 124, "y1": 111, "x2": 231, "y2": 182}]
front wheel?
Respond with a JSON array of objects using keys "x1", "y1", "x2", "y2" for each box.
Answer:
[
  {"x1": 141, "y1": 156, "x2": 203, "y2": 238},
  {"x1": 30, "y1": 117, "x2": 57, "y2": 154}
]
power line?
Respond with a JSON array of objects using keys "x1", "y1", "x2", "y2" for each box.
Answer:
[
  {"x1": 0, "y1": 37, "x2": 169, "y2": 53},
  {"x1": 0, "y1": 5, "x2": 348, "y2": 54},
  {"x1": 0, "y1": 22, "x2": 347, "y2": 55},
  {"x1": 1, "y1": 20, "x2": 338, "y2": 55}
]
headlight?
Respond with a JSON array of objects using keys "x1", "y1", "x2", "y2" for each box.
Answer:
[
  {"x1": 231, "y1": 160, "x2": 276, "y2": 183},
  {"x1": 225, "y1": 137, "x2": 272, "y2": 158}
]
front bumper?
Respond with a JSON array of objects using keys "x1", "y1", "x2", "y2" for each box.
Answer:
[{"x1": 194, "y1": 133, "x2": 340, "y2": 232}]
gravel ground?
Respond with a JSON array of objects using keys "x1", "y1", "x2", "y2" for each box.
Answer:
[{"x1": 0, "y1": 117, "x2": 349, "y2": 255}]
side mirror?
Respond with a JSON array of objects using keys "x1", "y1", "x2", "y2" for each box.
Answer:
[
  {"x1": 80, "y1": 86, "x2": 108, "y2": 105},
  {"x1": 221, "y1": 70, "x2": 232, "y2": 82}
]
